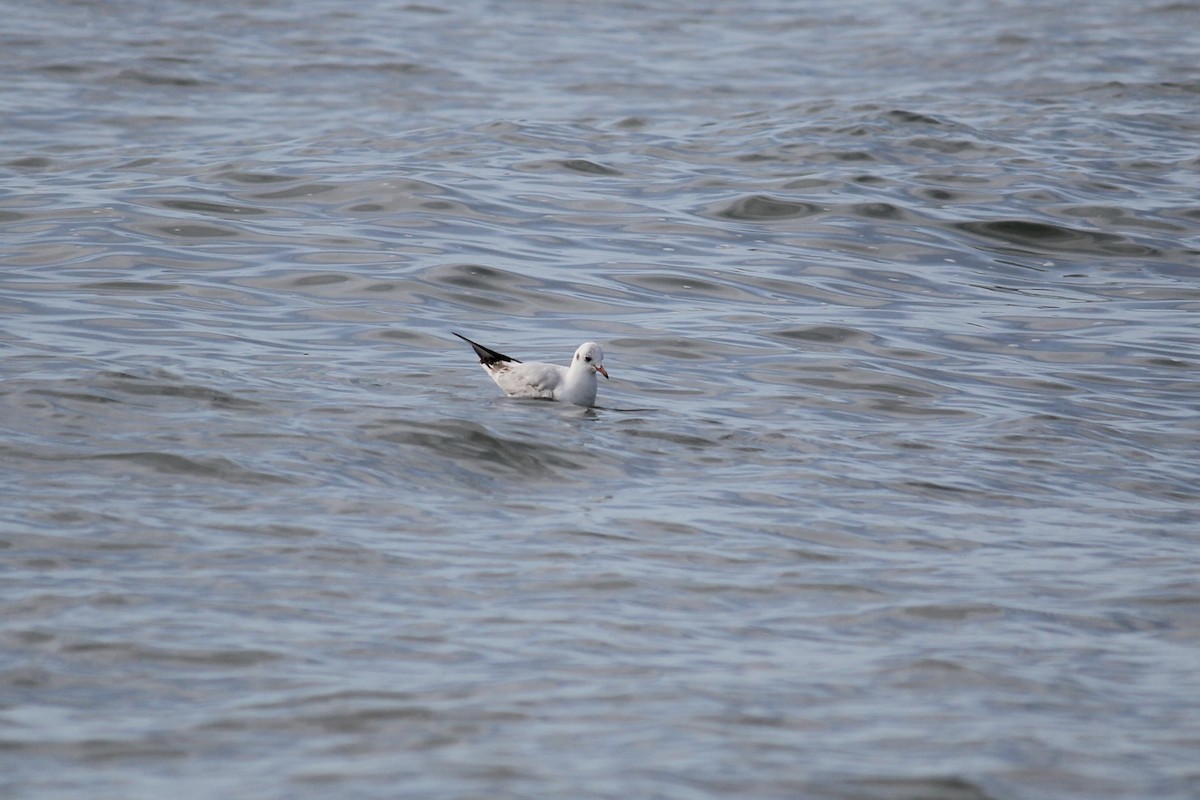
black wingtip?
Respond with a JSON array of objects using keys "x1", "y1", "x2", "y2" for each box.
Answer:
[{"x1": 452, "y1": 332, "x2": 521, "y2": 366}]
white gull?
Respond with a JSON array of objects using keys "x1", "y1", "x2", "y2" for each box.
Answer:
[{"x1": 453, "y1": 332, "x2": 609, "y2": 407}]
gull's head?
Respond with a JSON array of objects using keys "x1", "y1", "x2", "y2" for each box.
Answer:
[{"x1": 573, "y1": 342, "x2": 608, "y2": 379}]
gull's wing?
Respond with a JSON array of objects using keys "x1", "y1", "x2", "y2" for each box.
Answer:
[{"x1": 487, "y1": 361, "x2": 566, "y2": 400}]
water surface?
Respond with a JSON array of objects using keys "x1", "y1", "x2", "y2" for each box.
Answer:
[{"x1": 2, "y1": 1, "x2": 1199, "y2": 798}]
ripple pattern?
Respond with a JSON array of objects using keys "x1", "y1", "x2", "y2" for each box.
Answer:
[{"x1": 2, "y1": 1, "x2": 1199, "y2": 799}]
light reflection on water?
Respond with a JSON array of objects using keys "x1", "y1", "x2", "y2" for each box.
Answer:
[{"x1": 2, "y1": 0, "x2": 1199, "y2": 798}]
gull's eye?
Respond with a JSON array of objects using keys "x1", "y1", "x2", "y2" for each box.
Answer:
[{"x1": 585, "y1": 356, "x2": 592, "y2": 363}]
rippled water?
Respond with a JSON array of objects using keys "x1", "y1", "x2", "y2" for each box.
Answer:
[{"x1": 3, "y1": 1, "x2": 1199, "y2": 798}]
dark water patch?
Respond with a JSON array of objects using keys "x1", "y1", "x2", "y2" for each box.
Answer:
[
  {"x1": 39, "y1": 62, "x2": 94, "y2": 76},
  {"x1": 1133, "y1": 355, "x2": 1194, "y2": 369},
  {"x1": 12, "y1": 373, "x2": 262, "y2": 419},
  {"x1": 293, "y1": 272, "x2": 351, "y2": 287},
  {"x1": 95, "y1": 371, "x2": 261, "y2": 410},
  {"x1": 80, "y1": 451, "x2": 292, "y2": 484},
  {"x1": 114, "y1": 68, "x2": 209, "y2": 88},
  {"x1": 832, "y1": 774, "x2": 999, "y2": 800},
  {"x1": 843, "y1": 201, "x2": 911, "y2": 220},
  {"x1": 215, "y1": 169, "x2": 299, "y2": 186},
  {"x1": 80, "y1": 281, "x2": 178, "y2": 293},
  {"x1": 781, "y1": 176, "x2": 838, "y2": 191},
  {"x1": 841, "y1": 149, "x2": 880, "y2": 162},
  {"x1": 901, "y1": 602, "x2": 1006, "y2": 622},
  {"x1": 430, "y1": 263, "x2": 530, "y2": 292},
  {"x1": 217, "y1": 689, "x2": 526, "y2": 740},
  {"x1": 886, "y1": 109, "x2": 947, "y2": 126},
  {"x1": 153, "y1": 223, "x2": 241, "y2": 239},
  {"x1": 76, "y1": 740, "x2": 191, "y2": 763},
  {"x1": 771, "y1": 325, "x2": 878, "y2": 348},
  {"x1": 905, "y1": 136, "x2": 994, "y2": 154},
  {"x1": 613, "y1": 271, "x2": 761, "y2": 303},
  {"x1": 6, "y1": 156, "x2": 55, "y2": 169},
  {"x1": 910, "y1": 186, "x2": 991, "y2": 204},
  {"x1": 297, "y1": 59, "x2": 434, "y2": 76},
  {"x1": 608, "y1": 334, "x2": 756, "y2": 363},
  {"x1": 224, "y1": 523, "x2": 321, "y2": 540},
  {"x1": 249, "y1": 182, "x2": 339, "y2": 200},
  {"x1": 617, "y1": 428, "x2": 720, "y2": 450},
  {"x1": 381, "y1": 419, "x2": 590, "y2": 482},
  {"x1": 282, "y1": 702, "x2": 447, "y2": 736},
  {"x1": 527, "y1": 158, "x2": 624, "y2": 176},
  {"x1": 232, "y1": 688, "x2": 437, "y2": 714},
  {"x1": 953, "y1": 219, "x2": 1159, "y2": 258},
  {"x1": 797, "y1": 370, "x2": 946, "y2": 402},
  {"x1": 1058, "y1": 204, "x2": 1187, "y2": 233},
  {"x1": 419, "y1": 264, "x2": 626, "y2": 315},
  {"x1": 706, "y1": 194, "x2": 824, "y2": 221},
  {"x1": 63, "y1": 640, "x2": 283, "y2": 667},
  {"x1": 154, "y1": 198, "x2": 268, "y2": 217},
  {"x1": 26, "y1": 388, "x2": 122, "y2": 407}
]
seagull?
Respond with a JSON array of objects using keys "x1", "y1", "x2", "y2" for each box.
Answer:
[{"x1": 453, "y1": 332, "x2": 609, "y2": 407}]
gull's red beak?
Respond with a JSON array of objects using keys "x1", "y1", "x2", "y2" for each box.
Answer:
[{"x1": 596, "y1": 365, "x2": 609, "y2": 379}]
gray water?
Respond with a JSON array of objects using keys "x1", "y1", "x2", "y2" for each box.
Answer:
[{"x1": 3, "y1": 1, "x2": 1199, "y2": 798}]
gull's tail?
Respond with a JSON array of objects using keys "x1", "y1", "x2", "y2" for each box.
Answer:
[{"x1": 452, "y1": 332, "x2": 521, "y2": 366}]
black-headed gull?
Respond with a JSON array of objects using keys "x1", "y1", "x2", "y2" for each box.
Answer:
[{"x1": 453, "y1": 332, "x2": 609, "y2": 407}]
